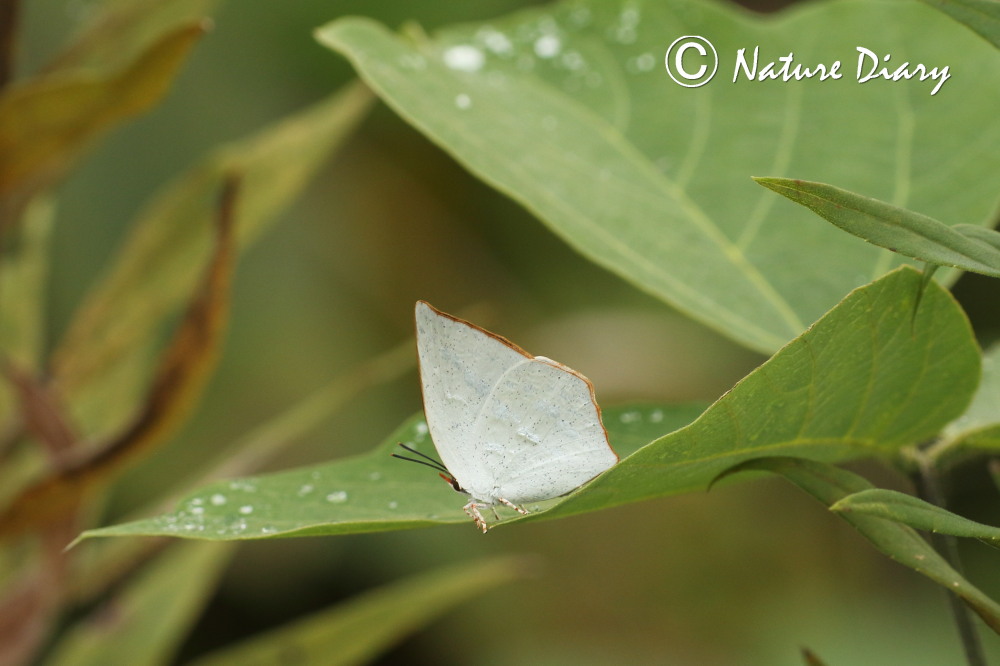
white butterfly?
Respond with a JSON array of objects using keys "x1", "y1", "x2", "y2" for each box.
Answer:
[{"x1": 396, "y1": 301, "x2": 618, "y2": 533}]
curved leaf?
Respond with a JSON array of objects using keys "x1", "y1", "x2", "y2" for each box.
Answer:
[
  {"x1": 544, "y1": 266, "x2": 979, "y2": 521},
  {"x1": 754, "y1": 177, "x2": 1000, "y2": 277},
  {"x1": 78, "y1": 266, "x2": 979, "y2": 540},
  {"x1": 831, "y1": 487, "x2": 1000, "y2": 545},
  {"x1": 316, "y1": 1, "x2": 1000, "y2": 353},
  {"x1": 717, "y1": 457, "x2": 1000, "y2": 634}
]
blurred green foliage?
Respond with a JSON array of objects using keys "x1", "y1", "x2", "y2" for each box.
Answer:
[{"x1": 3, "y1": 0, "x2": 1000, "y2": 665}]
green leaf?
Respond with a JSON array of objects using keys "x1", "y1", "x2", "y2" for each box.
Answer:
[
  {"x1": 50, "y1": 82, "x2": 374, "y2": 437},
  {"x1": 544, "y1": 266, "x2": 979, "y2": 521},
  {"x1": 830, "y1": 488, "x2": 1000, "y2": 545},
  {"x1": 754, "y1": 177, "x2": 1000, "y2": 277},
  {"x1": 43, "y1": 542, "x2": 234, "y2": 666},
  {"x1": 718, "y1": 457, "x2": 1000, "y2": 634},
  {"x1": 942, "y1": 342, "x2": 1000, "y2": 451},
  {"x1": 0, "y1": 180, "x2": 239, "y2": 541},
  {"x1": 76, "y1": 403, "x2": 698, "y2": 540},
  {"x1": 918, "y1": 0, "x2": 1000, "y2": 49},
  {"x1": 77, "y1": 266, "x2": 979, "y2": 541},
  {"x1": 316, "y1": 1, "x2": 1000, "y2": 353},
  {"x1": 0, "y1": 23, "x2": 205, "y2": 199},
  {"x1": 953, "y1": 223, "x2": 1000, "y2": 253},
  {"x1": 188, "y1": 557, "x2": 529, "y2": 666},
  {"x1": 0, "y1": 198, "x2": 53, "y2": 425},
  {"x1": 69, "y1": 341, "x2": 417, "y2": 604}
]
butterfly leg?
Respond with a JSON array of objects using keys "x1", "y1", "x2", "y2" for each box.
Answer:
[
  {"x1": 463, "y1": 501, "x2": 490, "y2": 533},
  {"x1": 497, "y1": 497, "x2": 529, "y2": 515}
]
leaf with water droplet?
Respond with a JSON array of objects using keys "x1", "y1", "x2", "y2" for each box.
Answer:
[
  {"x1": 315, "y1": 2, "x2": 1000, "y2": 354},
  {"x1": 76, "y1": 402, "x2": 694, "y2": 541},
  {"x1": 76, "y1": 268, "x2": 979, "y2": 540}
]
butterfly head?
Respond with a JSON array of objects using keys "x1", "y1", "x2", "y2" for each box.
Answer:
[{"x1": 438, "y1": 472, "x2": 466, "y2": 494}]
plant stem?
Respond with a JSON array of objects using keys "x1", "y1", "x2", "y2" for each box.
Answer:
[
  {"x1": 912, "y1": 449, "x2": 987, "y2": 666},
  {"x1": 0, "y1": 0, "x2": 18, "y2": 87}
]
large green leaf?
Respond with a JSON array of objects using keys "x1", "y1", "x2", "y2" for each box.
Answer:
[
  {"x1": 189, "y1": 558, "x2": 529, "y2": 666},
  {"x1": 543, "y1": 266, "x2": 979, "y2": 521},
  {"x1": 316, "y1": 0, "x2": 1000, "y2": 353},
  {"x1": 77, "y1": 267, "x2": 978, "y2": 540},
  {"x1": 754, "y1": 178, "x2": 1000, "y2": 277},
  {"x1": 717, "y1": 457, "x2": 1000, "y2": 634},
  {"x1": 43, "y1": 542, "x2": 234, "y2": 666}
]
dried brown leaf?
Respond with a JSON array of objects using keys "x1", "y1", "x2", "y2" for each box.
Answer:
[{"x1": 0, "y1": 177, "x2": 238, "y2": 540}]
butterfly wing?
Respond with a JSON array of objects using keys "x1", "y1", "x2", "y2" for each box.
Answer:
[
  {"x1": 415, "y1": 301, "x2": 528, "y2": 495},
  {"x1": 415, "y1": 301, "x2": 617, "y2": 504},
  {"x1": 471, "y1": 355, "x2": 617, "y2": 504}
]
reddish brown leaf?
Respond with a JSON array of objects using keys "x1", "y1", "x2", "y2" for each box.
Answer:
[
  {"x1": 0, "y1": 176, "x2": 239, "y2": 540},
  {"x1": 2, "y1": 362, "x2": 78, "y2": 465}
]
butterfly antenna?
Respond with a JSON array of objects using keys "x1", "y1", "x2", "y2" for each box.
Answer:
[{"x1": 392, "y1": 443, "x2": 450, "y2": 474}]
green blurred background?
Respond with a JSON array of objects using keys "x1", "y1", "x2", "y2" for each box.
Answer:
[{"x1": 18, "y1": 0, "x2": 1000, "y2": 663}]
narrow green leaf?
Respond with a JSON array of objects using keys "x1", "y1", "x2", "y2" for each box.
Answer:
[
  {"x1": 953, "y1": 223, "x2": 1000, "y2": 253},
  {"x1": 317, "y1": 2, "x2": 1000, "y2": 353},
  {"x1": 918, "y1": 0, "x2": 1000, "y2": 49},
  {"x1": 943, "y1": 342, "x2": 1000, "y2": 451},
  {"x1": 831, "y1": 488, "x2": 1000, "y2": 545},
  {"x1": 78, "y1": 267, "x2": 979, "y2": 541},
  {"x1": 719, "y1": 457, "x2": 1000, "y2": 634},
  {"x1": 754, "y1": 177, "x2": 1000, "y2": 277},
  {"x1": 43, "y1": 542, "x2": 234, "y2": 666},
  {"x1": 0, "y1": 198, "x2": 53, "y2": 425},
  {"x1": 189, "y1": 557, "x2": 530, "y2": 666},
  {"x1": 0, "y1": 23, "x2": 205, "y2": 198},
  {"x1": 50, "y1": 82, "x2": 374, "y2": 437}
]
